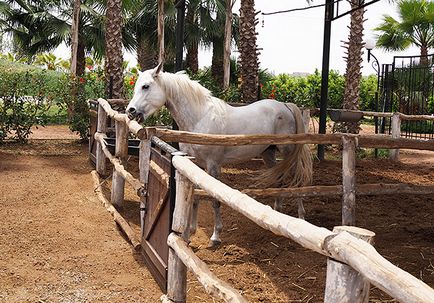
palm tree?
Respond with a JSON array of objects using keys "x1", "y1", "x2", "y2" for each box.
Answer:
[
  {"x1": 126, "y1": 0, "x2": 177, "y2": 71},
  {"x1": 341, "y1": 0, "x2": 366, "y2": 134},
  {"x1": 0, "y1": 0, "x2": 70, "y2": 60},
  {"x1": 239, "y1": 0, "x2": 258, "y2": 103},
  {"x1": 375, "y1": 0, "x2": 434, "y2": 65},
  {"x1": 105, "y1": 0, "x2": 124, "y2": 98}
]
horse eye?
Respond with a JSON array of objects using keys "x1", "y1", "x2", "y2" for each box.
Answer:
[{"x1": 142, "y1": 84, "x2": 149, "y2": 90}]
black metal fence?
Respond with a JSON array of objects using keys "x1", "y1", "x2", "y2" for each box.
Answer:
[{"x1": 379, "y1": 54, "x2": 434, "y2": 139}]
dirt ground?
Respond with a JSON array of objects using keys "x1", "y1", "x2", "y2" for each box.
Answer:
[{"x1": 1, "y1": 125, "x2": 433, "y2": 303}]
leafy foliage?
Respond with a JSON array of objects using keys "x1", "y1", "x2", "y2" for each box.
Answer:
[
  {"x1": 0, "y1": 66, "x2": 53, "y2": 142},
  {"x1": 375, "y1": 0, "x2": 434, "y2": 57},
  {"x1": 260, "y1": 70, "x2": 371, "y2": 109}
]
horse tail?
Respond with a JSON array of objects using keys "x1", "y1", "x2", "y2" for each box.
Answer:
[{"x1": 257, "y1": 103, "x2": 313, "y2": 188}]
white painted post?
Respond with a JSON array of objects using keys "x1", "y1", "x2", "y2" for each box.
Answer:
[
  {"x1": 324, "y1": 226, "x2": 375, "y2": 303},
  {"x1": 96, "y1": 103, "x2": 108, "y2": 175},
  {"x1": 167, "y1": 171, "x2": 194, "y2": 303},
  {"x1": 139, "y1": 139, "x2": 151, "y2": 237},
  {"x1": 390, "y1": 113, "x2": 401, "y2": 161},
  {"x1": 111, "y1": 120, "x2": 128, "y2": 208},
  {"x1": 342, "y1": 136, "x2": 356, "y2": 226}
]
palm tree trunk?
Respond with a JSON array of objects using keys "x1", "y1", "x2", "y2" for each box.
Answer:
[
  {"x1": 239, "y1": 0, "x2": 258, "y2": 103},
  {"x1": 76, "y1": 37, "x2": 85, "y2": 76},
  {"x1": 342, "y1": 1, "x2": 365, "y2": 134},
  {"x1": 158, "y1": 0, "x2": 165, "y2": 63},
  {"x1": 185, "y1": 6, "x2": 198, "y2": 74},
  {"x1": 211, "y1": 38, "x2": 224, "y2": 88},
  {"x1": 137, "y1": 36, "x2": 158, "y2": 71},
  {"x1": 105, "y1": 0, "x2": 124, "y2": 99},
  {"x1": 223, "y1": 0, "x2": 233, "y2": 89},
  {"x1": 420, "y1": 45, "x2": 428, "y2": 65},
  {"x1": 186, "y1": 44, "x2": 198, "y2": 74},
  {"x1": 70, "y1": 0, "x2": 81, "y2": 76}
]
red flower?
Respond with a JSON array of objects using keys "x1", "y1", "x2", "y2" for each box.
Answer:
[
  {"x1": 129, "y1": 80, "x2": 135, "y2": 85},
  {"x1": 79, "y1": 77, "x2": 85, "y2": 83}
]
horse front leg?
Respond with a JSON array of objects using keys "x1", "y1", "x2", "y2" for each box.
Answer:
[
  {"x1": 189, "y1": 199, "x2": 199, "y2": 235},
  {"x1": 207, "y1": 163, "x2": 222, "y2": 247},
  {"x1": 261, "y1": 147, "x2": 283, "y2": 212}
]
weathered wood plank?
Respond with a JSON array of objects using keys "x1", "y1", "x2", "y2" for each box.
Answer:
[
  {"x1": 168, "y1": 233, "x2": 247, "y2": 303},
  {"x1": 91, "y1": 170, "x2": 141, "y2": 250},
  {"x1": 324, "y1": 226, "x2": 375, "y2": 303},
  {"x1": 193, "y1": 183, "x2": 434, "y2": 198},
  {"x1": 172, "y1": 155, "x2": 434, "y2": 303},
  {"x1": 342, "y1": 136, "x2": 356, "y2": 226},
  {"x1": 390, "y1": 113, "x2": 401, "y2": 161},
  {"x1": 139, "y1": 139, "x2": 151, "y2": 236},
  {"x1": 96, "y1": 103, "x2": 108, "y2": 175},
  {"x1": 150, "y1": 160, "x2": 170, "y2": 188},
  {"x1": 94, "y1": 133, "x2": 144, "y2": 195},
  {"x1": 167, "y1": 172, "x2": 194, "y2": 303}
]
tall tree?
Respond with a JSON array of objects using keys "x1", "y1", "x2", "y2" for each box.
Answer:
[
  {"x1": 239, "y1": 0, "x2": 258, "y2": 103},
  {"x1": 375, "y1": 0, "x2": 434, "y2": 65},
  {"x1": 223, "y1": 0, "x2": 233, "y2": 89},
  {"x1": 341, "y1": 1, "x2": 366, "y2": 134},
  {"x1": 105, "y1": 0, "x2": 124, "y2": 98},
  {"x1": 70, "y1": 0, "x2": 81, "y2": 76}
]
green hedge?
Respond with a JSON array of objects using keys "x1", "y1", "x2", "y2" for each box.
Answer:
[
  {"x1": 0, "y1": 58, "x2": 379, "y2": 142},
  {"x1": 260, "y1": 69, "x2": 378, "y2": 110},
  {"x1": 0, "y1": 59, "x2": 104, "y2": 142}
]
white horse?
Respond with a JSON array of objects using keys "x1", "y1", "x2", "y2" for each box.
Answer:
[{"x1": 127, "y1": 64, "x2": 313, "y2": 246}]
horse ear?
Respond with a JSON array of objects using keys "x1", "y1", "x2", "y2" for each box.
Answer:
[{"x1": 152, "y1": 62, "x2": 163, "y2": 77}]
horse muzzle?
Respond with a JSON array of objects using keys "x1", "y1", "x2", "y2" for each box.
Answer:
[{"x1": 126, "y1": 107, "x2": 145, "y2": 123}]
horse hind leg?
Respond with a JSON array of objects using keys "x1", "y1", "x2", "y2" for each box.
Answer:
[
  {"x1": 261, "y1": 147, "x2": 283, "y2": 212},
  {"x1": 207, "y1": 163, "x2": 223, "y2": 247}
]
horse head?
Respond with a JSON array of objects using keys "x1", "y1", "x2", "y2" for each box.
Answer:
[{"x1": 126, "y1": 63, "x2": 165, "y2": 123}]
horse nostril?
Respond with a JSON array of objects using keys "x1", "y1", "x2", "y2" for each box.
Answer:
[{"x1": 127, "y1": 107, "x2": 136, "y2": 114}]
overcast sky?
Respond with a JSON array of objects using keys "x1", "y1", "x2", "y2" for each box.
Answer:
[
  {"x1": 198, "y1": 0, "x2": 420, "y2": 75},
  {"x1": 54, "y1": 0, "x2": 420, "y2": 75}
]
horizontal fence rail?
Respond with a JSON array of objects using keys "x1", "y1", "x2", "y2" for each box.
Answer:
[
  {"x1": 193, "y1": 183, "x2": 434, "y2": 198},
  {"x1": 93, "y1": 98, "x2": 434, "y2": 303},
  {"x1": 172, "y1": 155, "x2": 434, "y2": 303},
  {"x1": 96, "y1": 98, "x2": 434, "y2": 151}
]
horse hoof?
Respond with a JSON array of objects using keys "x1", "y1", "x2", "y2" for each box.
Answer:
[{"x1": 207, "y1": 239, "x2": 221, "y2": 248}]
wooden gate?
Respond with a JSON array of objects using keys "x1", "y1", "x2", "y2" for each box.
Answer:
[{"x1": 141, "y1": 137, "x2": 179, "y2": 292}]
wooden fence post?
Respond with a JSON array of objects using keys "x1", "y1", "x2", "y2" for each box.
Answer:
[
  {"x1": 111, "y1": 120, "x2": 128, "y2": 208},
  {"x1": 139, "y1": 139, "x2": 151, "y2": 237},
  {"x1": 324, "y1": 226, "x2": 375, "y2": 303},
  {"x1": 301, "y1": 108, "x2": 311, "y2": 133},
  {"x1": 96, "y1": 103, "x2": 108, "y2": 175},
  {"x1": 390, "y1": 113, "x2": 401, "y2": 161},
  {"x1": 166, "y1": 171, "x2": 194, "y2": 303},
  {"x1": 342, "y1": 136, "x2": 356, "y2": 226}
]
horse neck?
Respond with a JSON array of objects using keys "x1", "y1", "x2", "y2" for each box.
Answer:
[{"x1": 160, "y1": 73, "x2": 225, "y2": 131}]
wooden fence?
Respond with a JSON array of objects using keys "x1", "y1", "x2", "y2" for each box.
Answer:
[{"x1": 93, "y1": 98, "x2": 434, "y2": 303}]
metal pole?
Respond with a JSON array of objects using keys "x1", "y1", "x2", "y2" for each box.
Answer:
[
  {"x1": 318, "y1": 0, "x2": 334, "y2": 160},
  {"x1": 175, "y1": 0, "x2": 185, "y2": 72},
  {"x1": 368, "y1": 49, "x2": 381, "y2": 157}
]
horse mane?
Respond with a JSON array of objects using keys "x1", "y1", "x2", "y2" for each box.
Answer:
[{"x1": 157, "y1": 72, "x2": 226, "y2": 114}]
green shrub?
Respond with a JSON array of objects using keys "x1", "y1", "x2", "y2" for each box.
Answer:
[{"x1": 0, "y1": 96, "x2": 50, "y2": 143}]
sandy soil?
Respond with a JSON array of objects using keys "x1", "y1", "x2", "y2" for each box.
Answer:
[
  {"x1": 1, "y1": 125, "x2": 433, "y2": 303},
  {"x1": 0, "y1": 139, "x2": 162, "y2": 303}
]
